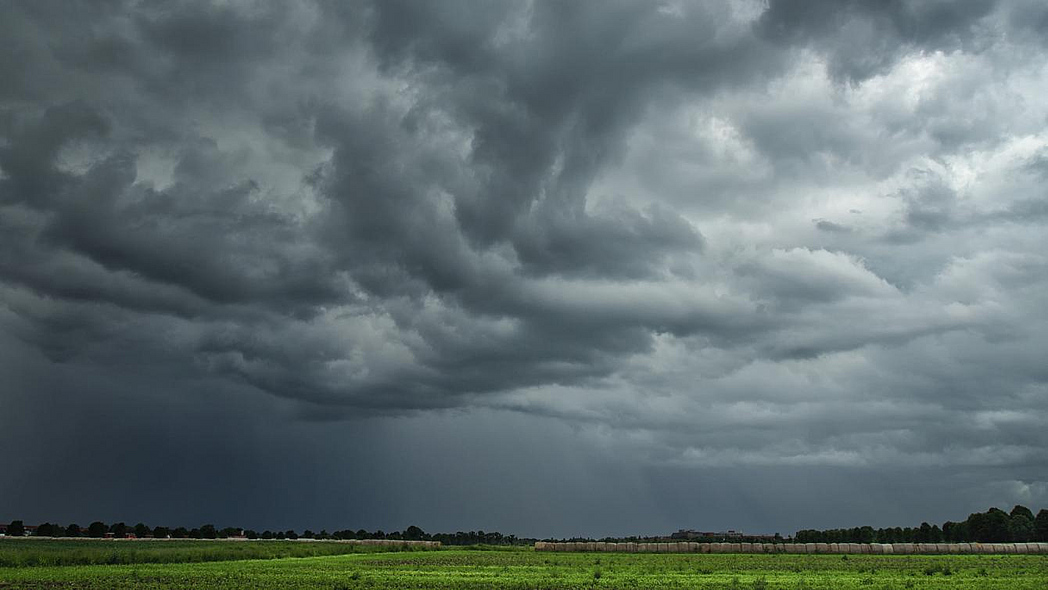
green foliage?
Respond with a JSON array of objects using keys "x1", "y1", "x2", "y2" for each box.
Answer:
[
  {"x1": 1, "y1": 544, "x2": 1047, "y2": 589},
  {"x1": 1010, "y1": 513, "x2": 1035, "y2": 542},
  {"x1": 0, "y1": 539, "x2": 430, "y2": 568},
  {"x1": 1036, "y1": 509, "x2": 1048, "y2": 542},
  {"x1": 797, "y1": 505, "x2": 1046, "y2": 543},
  {"x1": 1011, "y1": 505, "x2": 1034, "y2": 520}
]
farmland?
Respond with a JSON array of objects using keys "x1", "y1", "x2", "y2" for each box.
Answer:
[
  {"x1": 1, "y1": 541, "x2": 1047, "y2": 589},
  {"x1": 0, "y1": 538, "x2": 431, "y2": 568}
]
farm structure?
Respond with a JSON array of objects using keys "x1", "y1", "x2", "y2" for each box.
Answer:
[{"x1": 535, "y1": 541, "x2": 1048, "y2": 554}]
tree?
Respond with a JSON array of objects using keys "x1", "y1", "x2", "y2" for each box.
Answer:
[
  {"x1": 134, "y1": 523, "x2": 150, "y2": 538},
  {"x1": 88, "y1": 522, "x2": 107, "y2": 538},
  {"x1": 199, "y1": 524, "x2": 217, "y2": 539},
  {"x1": 172, "y1": 527, "x2": 188, "y2": 539},
  {"x1": 36, "y1": 523, "x2": 56, "y2": 537},
  {"x1": 404, "y1": 525, "x2": 426, "y2": 541},
  {"x1": 1010, "y1": 513, "x2": 1035, "y2": 542},
  {"x1": 153, "y1": 526, "x2": 170, "y2": 538},
  {"x1": 6, "y1": 521, "x2": 25, "y2": 536},
  {"x1": 968, "y1": 508, "x2": 1010, "y2": 542},
  {"x1": 65, "y1": 523, "x2": 82, "y2": 537},
  {"x1": 929, "y1": 525, "x2": 943, "y2": 543},
  {"x1": 1011, "y1": 505, "x2": 1035, "y2": 521},
  {"x1": 1035, "y1": 509, "x2": 1048, "y2": 542}
]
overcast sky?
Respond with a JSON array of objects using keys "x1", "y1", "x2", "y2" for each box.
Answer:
[{"x1": 2, "y1": 0, "x2": 1047, "y2": 538}]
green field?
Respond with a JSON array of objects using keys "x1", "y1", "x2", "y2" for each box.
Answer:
[
  {"x1": 1, "y1": 541, "x2": 1046, "y2": 589},
  {"x1": 0, "y1": 539, "x2": 427, "y2": 568}
]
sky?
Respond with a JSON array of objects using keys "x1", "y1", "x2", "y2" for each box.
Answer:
[{"x1": 1, "y1": 0, "x2": 1047, "y2": 539}]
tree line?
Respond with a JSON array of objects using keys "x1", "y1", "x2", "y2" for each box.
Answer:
[
  {"x1": 794, "y1": 506, "x2": 1048, "y2": 543},
  {"x1": 1, "y1": 520, "x2": 531, "y2": 546}
]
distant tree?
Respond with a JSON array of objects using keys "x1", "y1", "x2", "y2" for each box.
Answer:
[
  {"x1": 35, "y1": 523, "x2": 56, "y2": 537},
  {"x1": 7, "y1": 521, "x2": 25, "y2": 536},
  {"x1": 189, "y1": 528, "x2": 202, "y2": 538},
  {"x1": 245, "y1": 530, "x2": 258, "y2": 539},
  {"x1": 134, "y1": 523, "x2": 150, "y2": 538},
  {"x1": 302, "y1": 530, "x2": 314, "y2": 539},
  {"x1": 172, "y1": 527, "x2": 188, "y2": 539},
  {"x1": 968, "y1": 508, "x2": 1010, "y2": 542},
  {"x1": 65, "y1": 523, "x2": 81, "y2": 537},
  {"x1": 1011, "y1": 505, "x2": 1035, "y2": 521},
  {"x1": 87, "y1": 521, "x2": 107, "y2": 537},
  {"x1": 111, "y1": 522, "x2": 128, "y2": 538},
  {"x1": 276, "y1": 531, "x2": 286, "y2": 540},
  {"x1": 262, "y1": 530, "x2": 274, "y2": 540},
  {"x1": 153, "y1": 526, "x2": 170, "y2": 538},
  {"x1": 199, "y1": 524, "x2": 217, "y2": 539},
  {"x1": 285, "y1": 530, "x2": 298, "y2": 540},
  {"x1": 1035, "y1": 510, "x2": 1048, "y2": 542},
  {"x1": 1009, "y1": 513, "x2": 1035, "y2": 542},
  {"x1": 404, "y1": 525, "x2": 426, "y2": 541},
  {"x1": 929, "y1": 525, "x2": 943, "y2": 543}
]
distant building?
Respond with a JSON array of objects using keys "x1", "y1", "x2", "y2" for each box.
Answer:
[
  {"x1": 671, "y1": 529, "x2": 777, "y2": 541},
  {"x1": 0, "y1": 524, "x2": 36, "y2": 536}
]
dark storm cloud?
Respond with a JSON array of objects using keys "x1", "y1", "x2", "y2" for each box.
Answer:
[
  {"x1": 2, "y1": 0, "x2": 1048, "y2": 535},
  {"x1": 756, "y1": 0, "x2": 998, "y2": 82}
]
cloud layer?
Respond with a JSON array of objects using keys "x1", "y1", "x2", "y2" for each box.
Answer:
[{"x1": 2, "y1": 0, "x2": 1047, "y2": 535}]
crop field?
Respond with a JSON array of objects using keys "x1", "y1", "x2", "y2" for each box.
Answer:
[
  {"x1": 0, "y1": 538, "x2": 428, "y2": 568},
  {"x1": 1, "y1": 542, "x2": 1047, "y2": 589}
]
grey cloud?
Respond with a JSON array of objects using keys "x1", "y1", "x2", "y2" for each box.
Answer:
[
  {"x1": 756, "y1": 0, "x2": 998, "y2": 82},
  {"x1": 2, "y1": 0, "x2": 1048, "y2": 536},
  {"x1": 814, "y1": 219, "x2": 852, "y2": 233}
]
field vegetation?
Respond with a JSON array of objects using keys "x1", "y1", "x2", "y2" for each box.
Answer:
[
  {"x1": 1, "y1": 542, "x2": 1047, "y2": 589},
  {"x1": 0, "y1": 539, "x2": 428, "y2": 568}
]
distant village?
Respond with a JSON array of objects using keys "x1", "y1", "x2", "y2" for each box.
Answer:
[
  {"x1": 0, "y1": 522, "x2": 246, "y2": 540},
  {"x1": 669, "y1": 529, "x2": 780, "y2": 542}
]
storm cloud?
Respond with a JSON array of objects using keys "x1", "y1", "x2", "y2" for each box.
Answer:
[{"x1": 1, "y1": 0, "x2": 1047, "y2": 537}]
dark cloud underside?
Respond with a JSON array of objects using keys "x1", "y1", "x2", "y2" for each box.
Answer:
[{"x1": 1, "y1": 0, "x2": 1046, "y2": 536}]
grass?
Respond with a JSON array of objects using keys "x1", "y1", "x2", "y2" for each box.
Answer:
[
  {"x1": 1, "y1": 542, "x2": 1046, "y2": 588},
  {"x1": 0, "y1": 539, "x2": 427, "y2": 568}
]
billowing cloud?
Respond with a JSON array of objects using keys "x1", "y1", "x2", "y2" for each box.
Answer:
[{"x1": 1, "y1": 0, "x2": 1046, "y2": 536}]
